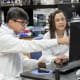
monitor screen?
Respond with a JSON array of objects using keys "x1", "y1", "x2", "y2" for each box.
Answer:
[{"x1": 69, "y1": 18, "x2": 80, "y2": 62}]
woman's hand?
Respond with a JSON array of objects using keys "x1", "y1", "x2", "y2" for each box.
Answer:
[
  {"x1": 54, "y1": 55, "x2": 69, "y2": 65},
  {"x1": 58, "y1": 37, "x2": 70, "y2": 45}
]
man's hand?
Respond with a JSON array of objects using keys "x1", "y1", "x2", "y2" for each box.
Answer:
[{"x1": 38, "y1": 61, "x2": 46, "y2": 68}]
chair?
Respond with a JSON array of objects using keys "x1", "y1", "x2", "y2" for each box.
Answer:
[{"x1": 30, "y1": 35, "x2": 42, "y2": 60}]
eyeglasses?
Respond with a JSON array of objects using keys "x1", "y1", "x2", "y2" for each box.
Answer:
[{"x1": 14, "y1": 20, "x2": 28, "y2": 26}]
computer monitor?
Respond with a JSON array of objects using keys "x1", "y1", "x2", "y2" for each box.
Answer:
[
  {"x1": 58, "y1": 4, "x2": 73, "y2": 21},
  {"x1": 69, "y1": 18, "x2": 80, "y2": 62}
]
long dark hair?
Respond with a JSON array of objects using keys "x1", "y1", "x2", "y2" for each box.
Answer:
[{"x1": 48, "y1": 10, "x2": 69, "y2": 39}]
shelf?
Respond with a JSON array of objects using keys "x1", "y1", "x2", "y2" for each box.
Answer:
[
  {"x1": 1, "y1": 2, "x2": 80, "y2": 10},
  {"x1": 0, "y1": 5, "x2": 58, "y2": 10},
  {"x1": 1, "y1": 5, "x2": 33, "y2": 11},
  {"x1": 0, "y1": 2, "x2": 80, "y2": 25},
  {"x1": 32, "y1": 5, "x2": 57, "y2": 9}
]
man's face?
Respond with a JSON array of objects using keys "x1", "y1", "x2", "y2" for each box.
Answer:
[{"x1": 8, "y1": 19, "x2": 28, "y2": 34}]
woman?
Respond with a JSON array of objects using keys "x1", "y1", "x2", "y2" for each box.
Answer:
[{"x1": 39, "y1": 10, "x2": 70, "y2": 69}]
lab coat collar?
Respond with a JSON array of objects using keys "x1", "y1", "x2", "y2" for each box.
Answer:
[{"x1": 1, "y1": 23, "x2": 16, "y2": 36}]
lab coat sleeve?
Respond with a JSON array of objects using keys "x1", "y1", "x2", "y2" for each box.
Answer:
[
  {"x1": 39, "y1": 55, "x2": 56, "y2": 63},
  {"x1": 46, "y1": 49, "x2": 69, "y2": 64},
  {"x1": 22, "y1": 55, "x2": 38, "y2": 70},
  {"x1": 46, "y1": 47, "x2": 69, "y2": 64},
  {"x1": 39, "y1": 54, "x2": 57, "y2": 69},
  {"x1": 0, "y1": 34, "x2": 58, "y2": 54},
  {"x1": 64, "y1": 49, "x2": 69, "y2": 58}
]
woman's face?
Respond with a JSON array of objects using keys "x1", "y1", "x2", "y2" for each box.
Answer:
[{"x1": 54, "y1": 12, "x2": 67, "y2": 31}]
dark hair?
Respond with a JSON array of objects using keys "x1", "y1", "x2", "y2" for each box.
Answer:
[
  {"x1": 6, "y1": 7, "x2": 29, "y2": 23},
  {"x1": 48, "y1": 10, "x2": 69, "y2": 39}
]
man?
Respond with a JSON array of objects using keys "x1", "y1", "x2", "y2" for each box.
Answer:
[{"x1": 0, "y1": 7, "x2": 69, "y2": 80}]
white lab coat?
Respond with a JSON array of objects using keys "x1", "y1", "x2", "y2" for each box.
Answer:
[
  {"x1": 0, "y1": 24, "x2": 59, "y2": 80},
  {"x1": 39, "y1": 31, "x2": 69, "y2": 69}
]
